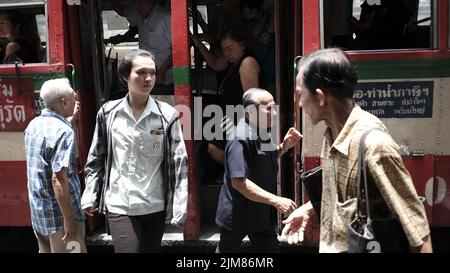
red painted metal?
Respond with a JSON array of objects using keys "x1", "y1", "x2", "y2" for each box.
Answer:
[
  {"x1": 348, "y1": 50, "x2": 450, "y2": 61},
  {"x1": 0, "y1": 161, "x2": 31, "y2": 226},
  {"x1": 438, "y1": 0, "x2": 449, "y2": 50},
  {"x1": 433, "y1": 156, "x2": 450, "y2": 226},
  {"x1": 48, "y1": 0, "x2": 67, "y2": 65},
  {"x1": 403, "y1": 157, "x2": 435, "y2": 223},
  {"x1": 304, "y1": 155, "x2": 321, "y2": 172},
  {"x1": 293, "y1": 0, "x2": 302, "y2": 205},
  {"x1": 65, "y1": 4, "x2": 96, "y2": 174},
  {"x1": 302, "y1": 0, "x2": 320, "y2": 55},
  {"x1": 0, "y1": 77, "x2": 36, "y2": 131},
  {"x1": 0, "y1": 64, "x2": 65, "y2": 75},
  {"x1": 171, "y1": 4, "x2": 189, "y2": 68},
  {"x1": 170, "y1": 0, "x2": 199, "y2": 240}
]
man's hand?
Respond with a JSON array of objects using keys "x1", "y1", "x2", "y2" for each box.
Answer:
[
  {"x1": 62, "y1": 217, "x2": 78, "y2": 243},
  {"x1": 106, "y1": 34, "x2": 123, "y2": 45},
  {"x1": 281, "y1": 127, "x2": 303, "y2": 151},
  {"x1": 67, "y1": 101, "x2": 80, "y2": 126},
  {"x1": 72, "y1": 101, "x2": 80, "y2": 122},
  {"x1": 274, "y1": 196, "x2": 298, "y2": 215},
  {"x1": 279, "y1": 203, "x2": 313, "y2": 244},
  {"x1": 83, "y1": 206, "x2": 99, "y2": 217}
]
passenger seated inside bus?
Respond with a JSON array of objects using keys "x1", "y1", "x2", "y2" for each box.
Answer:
[
  {"x1": 323, "y1": 0, "x2": 431, "y2": 50},
  {"x1": 0, "y1": 10, "x2": 39, "y2": 64},
  {"x1": 350, "y1": 0, "x2": 411, "y2": 50},
  {"x1": 323, "y1": 0, "x2": 354, "y2": 49}
]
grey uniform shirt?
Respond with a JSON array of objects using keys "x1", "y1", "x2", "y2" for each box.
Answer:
[
  {"x1": 106, "y1": 97, "x2": 165, "y2": 215},
  {"x1": 125, "y1": 5, "x2": 173, "y2": 85}
]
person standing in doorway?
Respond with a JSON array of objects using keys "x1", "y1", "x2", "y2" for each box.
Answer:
[
  {"x1": 81, "y1": 49, "x2": 188, "y2": 253},
  {"x1": 215, "y1": 88, "x2": 301, "y2": 252},
  {"x1": 109, "y1": 0, "x2": 174, "y2": 102}
]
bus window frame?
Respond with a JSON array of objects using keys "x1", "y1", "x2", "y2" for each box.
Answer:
[
  {"x1": 448, "y1": 0, "x2": 450, "y2": 48},
  {"x1": 0, "y1": 1, "x2": 45, "y2": 8},
  {"x1": 0, "y1": 0, "x2": 65, "y2": 74},
  {"x1": 310, "y1": 0, "x2": 450, "y2": 61}
]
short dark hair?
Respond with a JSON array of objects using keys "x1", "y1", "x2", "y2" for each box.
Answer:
[
  {"x1": 117, "y1": 49, "x2": 157, "y2": 86},
  {"x1": 299, "y1": 48, "x2": 357, "y2": 99},
  {"x1": 220, "y1": 28, "x2": 254, "y2": 54}
]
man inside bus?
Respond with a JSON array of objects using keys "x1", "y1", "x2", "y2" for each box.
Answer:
[
  {"x1": 350, "y1": 0, "x2": 412, "y2": 50},
  {"x1": 24, "y1": 78, "x2": 87, "y2": 253},
  {"x1": 215, "y1": 88, "x2": 301, "y2": 252},
  {"x1": 240, "y1": 0, "x2": 276, "y2": 96},
  {"x1": 108, "y1": 0, "x2": 173, "y2": 101}
]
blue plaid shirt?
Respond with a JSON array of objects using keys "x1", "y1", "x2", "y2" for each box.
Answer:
[{"x1": 24, "y1": 109, "x2": 84, "y2": 236}]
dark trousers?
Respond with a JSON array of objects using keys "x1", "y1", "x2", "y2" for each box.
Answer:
[
  {"x1": 108, "y1": 211, "x2": 165, "y2": 253},
  {"x1": 217, "y1": 227, "x2": 280, "y2": 253}
]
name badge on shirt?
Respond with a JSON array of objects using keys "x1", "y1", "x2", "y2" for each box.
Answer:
[
  {"x1": 151, "y1": 128, "x2": 164, "y2": 149},
  {"x1": 152, "y1": 141, "x2": 161, "y2": 149}
]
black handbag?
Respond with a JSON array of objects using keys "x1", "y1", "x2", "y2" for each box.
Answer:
[
  {"x1": 301, "y1": 165, "x2": 323, "y2": 218},
  {"x1": 348, "y1": 128, "x2": 410, "y2": 253}
]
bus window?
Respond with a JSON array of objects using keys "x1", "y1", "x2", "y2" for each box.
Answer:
[
  {"x1": 189, "y1": 5, "x2": 208, "y2": 68},
  {"x1": 102, "y1": 10, "x2": 131, "y2": 41},
  {"x1": 0, "y1": 3, "x2": 47, "y2": 65},
  {"x1": 322, "y1": 0, "x2": 433, "y2": 50},
  {"x1": 102, "y1": 9, "x2": 137, "y2": 60}
]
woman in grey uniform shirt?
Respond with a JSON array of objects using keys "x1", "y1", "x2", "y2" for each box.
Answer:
[{"x1": 81, "y1": 49, "x2": 188, "y2": 253}]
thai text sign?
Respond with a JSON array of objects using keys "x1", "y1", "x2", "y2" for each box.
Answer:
[
  {"x1": 354, "y1": 81, "x2": 433, "y2": 118},
  {"x1": 0, "y1": 77, "x2": 36, "y2": 131}
]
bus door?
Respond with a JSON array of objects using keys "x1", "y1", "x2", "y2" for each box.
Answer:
[{"x1": 187, "y1": 0, "x2": 302, "y2": 234}]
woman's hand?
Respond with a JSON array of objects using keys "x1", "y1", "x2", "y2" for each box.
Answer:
[{"x1": 279, "y1": 203, "x2": 313, "y2": 244}]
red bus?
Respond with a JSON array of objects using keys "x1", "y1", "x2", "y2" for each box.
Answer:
[{"x1": 0, "y1": 0, "x2": 448, "y2": 251}]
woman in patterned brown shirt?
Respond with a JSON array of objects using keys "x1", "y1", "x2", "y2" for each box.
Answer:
[{"x1": 280, "y1": 48, "x2": 432, "y2": 253}]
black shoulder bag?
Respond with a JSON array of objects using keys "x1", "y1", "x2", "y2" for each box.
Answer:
[
  {"x1": 301, "y1": 165, "x2": 323, "y2": 218},
  {"x1": 348, "y1": 128, "x2": 410, "y2": 253}
]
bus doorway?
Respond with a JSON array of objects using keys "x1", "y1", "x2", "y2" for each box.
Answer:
[{"x1": 189, "y1": 0, "x2": 302, "y2": 236}]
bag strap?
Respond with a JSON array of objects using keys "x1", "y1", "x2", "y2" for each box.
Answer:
[{"x1": 355, "y1": 128, "x2": 382, "y2": 222}]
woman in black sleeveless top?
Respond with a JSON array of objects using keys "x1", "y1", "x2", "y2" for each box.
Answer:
[
  {"x1": 192, "y1": 28, "x2": 260, "y2": 165},
  {"x1": 217, "y1": 29, "x2": 260, "y2": 109}
]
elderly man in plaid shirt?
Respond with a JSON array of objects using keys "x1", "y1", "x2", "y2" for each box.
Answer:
[{"x1": 24, "y1": 78, "x2": 86, "y2": 253}]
